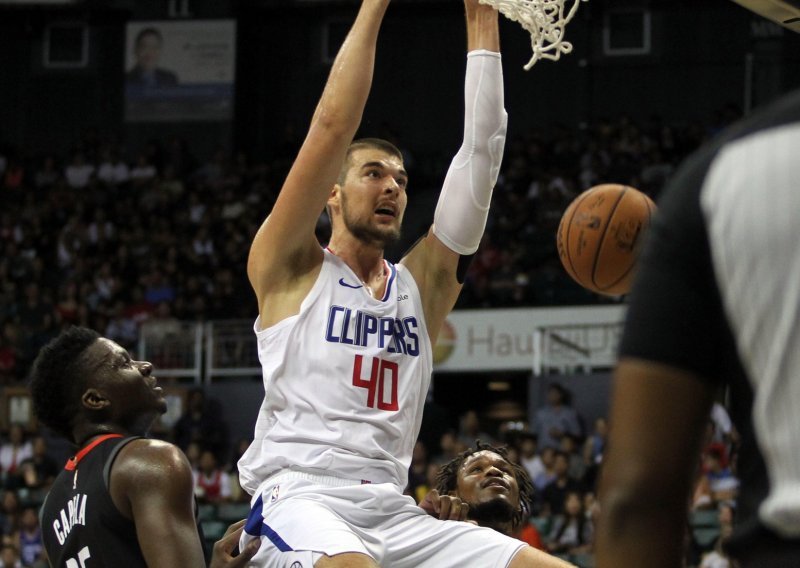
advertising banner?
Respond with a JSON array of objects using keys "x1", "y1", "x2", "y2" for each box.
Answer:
[
  {"x1": 433, "y1": 305, "x2": 626, "y2": 373},
  {"x1": 124, "y1": 20, "x2": 236, "y2": 122}
]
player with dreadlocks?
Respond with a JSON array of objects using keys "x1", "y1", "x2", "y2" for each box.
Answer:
[{"x1": 423, "y1": 441, "x2": 536, "y2": 538}]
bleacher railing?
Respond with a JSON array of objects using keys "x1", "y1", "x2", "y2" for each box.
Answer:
[
  {"x1": 204, "y1": 320, "x2": 261, "y2": 381},
  {"x1": 138, "y1": 320, "x2": 204, "y2": 383},
  {"x1": 532, "y1": 322, "x2": 623, "y2": 375},
  {"x1": 138, "y1": 319, "x2": 259, "y2": 384},
  {"x1": 137, "y1": 318, "x2": 624, "y2": 383}
]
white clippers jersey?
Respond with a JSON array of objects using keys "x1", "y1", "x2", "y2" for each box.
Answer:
[{"x1": 238, "y1": 249, "x2": 433, "y2": 496}]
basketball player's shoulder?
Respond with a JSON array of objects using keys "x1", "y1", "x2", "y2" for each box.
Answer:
[
  {"x1": 104, "y1": 439, "x2": 193, "y2": 516},
  {"x1": 113, "y1": 439, "x2": 192, "y2": 482}
]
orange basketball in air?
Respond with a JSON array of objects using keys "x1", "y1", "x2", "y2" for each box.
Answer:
[{"x1": 556, "y1": 184, "x2": 656, "y2": 296}]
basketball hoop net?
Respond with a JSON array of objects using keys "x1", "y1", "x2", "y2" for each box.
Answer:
[{"x1": 479, "y1": 0, "x2": 588, "y2": 70}]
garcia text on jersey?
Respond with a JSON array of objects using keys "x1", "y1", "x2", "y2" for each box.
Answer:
[{"x1": 52, "y1": 493, "x2": 88, "y2": 546}]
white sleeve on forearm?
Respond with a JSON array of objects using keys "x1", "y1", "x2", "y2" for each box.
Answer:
[{"x1": 432, "y1": 49, "x2": 508, "y2": 256}]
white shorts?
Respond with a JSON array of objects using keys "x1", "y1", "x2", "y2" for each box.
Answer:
[{"x1": 240, "y1": 471, "x2": 527, "y2": 568}]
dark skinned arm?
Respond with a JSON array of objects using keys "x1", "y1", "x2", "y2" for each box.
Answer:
[
  {"x1": 210, "y1": 520, "x2": 261, "y2": 568},
  {"x1": 111, "y1": 439, "x2": 206, "y2": 567},
  {"x1": 595, "y1": 358, "x2": 715, "y2": 568}
]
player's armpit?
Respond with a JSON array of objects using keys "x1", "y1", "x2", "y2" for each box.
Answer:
[
  {"x1": 111, "y1": 439, "x2": 207, "y2": 568},
  {"x1": 400, "y1": 231, "x2": 462, "y2": 346},
  {"x1": 247, "y1": 128, "x2": 346, "y2": 291},
  {"x1": 246, "y1": 153, "x2": 338, "y2": 319},
  {"x1": 248, "y1": 216, "x2": 325, "y2": 328}
]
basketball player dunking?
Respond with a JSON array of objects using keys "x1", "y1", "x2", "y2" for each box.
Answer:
[{"x1": 238, "y1": 1, "x2": 572, "y2": 567}]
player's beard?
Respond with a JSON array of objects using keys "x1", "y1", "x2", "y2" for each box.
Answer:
[
  {"x1": 340, "y1": 192, "x2": 402, "y2": 248},
  {"x1": 468, "y1": 499, "x2": 517, "y2": 531}
]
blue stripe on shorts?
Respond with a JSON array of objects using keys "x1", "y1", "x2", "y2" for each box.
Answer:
[{"x1": 245, "y1": 494, "x2": 294, "y2": 552}]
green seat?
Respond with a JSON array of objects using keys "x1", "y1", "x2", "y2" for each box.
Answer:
[
  {"x1": 530, "y1": 516, "x2": 550, "y2": 535},
  {"x1": 690, "y1": 508, "x2": 719, "y2": 528},
  {"x1": 693, "y1": 526, "x2": 721, "y2": 549},
  {"x1": 571, "y1": 553, "x2": 595, "y2": 568},
  {"x1": 197, "y1": 503, "x2": 217, "y2": 521}
]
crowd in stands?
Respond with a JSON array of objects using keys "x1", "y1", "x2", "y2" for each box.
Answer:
[
  {"x1": 0, "y1": 107, "x2": 745, "y2": 566},
  {"x1": 0, "y1": 378, "x2": 741, "y2": 567},
  {"x1": 0, "y1": 108, "x2": 744, "y2": 386},
  {"x1": 408, "y1": 384, "x2": 740, "y2": 567}
]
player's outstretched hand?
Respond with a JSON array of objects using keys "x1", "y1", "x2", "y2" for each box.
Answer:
[
  {"x1": 418, "y1": 489, "x2": 472, "y2": 522},
  {"x1": 210, "y1": 519, "x2": 261, "y2": 568}
]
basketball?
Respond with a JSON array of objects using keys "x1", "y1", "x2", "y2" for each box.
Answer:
[{"x1": 557, "y1": 184, "x2": 656, "y2": 296}]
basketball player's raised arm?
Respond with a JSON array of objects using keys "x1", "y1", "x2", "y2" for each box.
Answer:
[
  {"x1": 401, "y1": 0, "x2": 506, "y2": 344},
  {"x1": 248, "y1": 0, "x2": 390, "y2": 322}
]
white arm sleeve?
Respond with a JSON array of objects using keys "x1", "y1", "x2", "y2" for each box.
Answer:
[{"x1": 432, "y1": 49, "x2": 508, "y2": 256}]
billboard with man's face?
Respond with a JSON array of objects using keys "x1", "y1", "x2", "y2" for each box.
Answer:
[{"x1": 124, "y1": 20, "x2": 236, "y2": 122}]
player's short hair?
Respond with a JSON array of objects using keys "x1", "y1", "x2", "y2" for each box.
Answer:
[
  {"x1": 337, "y1": 138, "x2": 403, "y2": 185},
  {"x1": 435, "y1": 440, "x2": 535, "y2": 530},
  {"x1": 29, "y1": 327, "x2": 100, "y2": 443}
]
